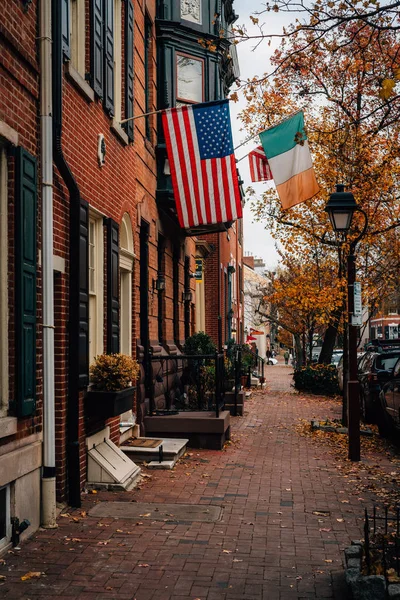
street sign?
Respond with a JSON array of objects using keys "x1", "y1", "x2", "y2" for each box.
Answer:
[
  {"x1": 354, "y1": 282, "x2": 362, "y2": 316},
  {"x1": 351, "y1": 314, "x2": 363, "y2": 326}
]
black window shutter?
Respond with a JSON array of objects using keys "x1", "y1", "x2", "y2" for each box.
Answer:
[
  {"x1": 124, "y1": 0, "x2": 134, "y2": 141},
  {"x1": 104, "y1": 0, "x2": 115, "y2": 116},
  {"x1": 106, "y1": 219, "x2": 120, "y2": 354},
  {"x1": 62, "y1": 0, "x2": 71, "y2": 60},
  {"x1": 15, "y1": 148, "x2": 37, "y2": 417},
  {"x1": 78, "y1": 200, "x2": 90, "y2": 388},
  {"x1": 91, "y1": 0, "x2": 104, "y2": 97}
]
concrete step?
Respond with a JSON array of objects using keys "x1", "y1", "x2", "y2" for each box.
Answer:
[{"x1": 121, "y1": 437, "x2": 188, "y2": 468}]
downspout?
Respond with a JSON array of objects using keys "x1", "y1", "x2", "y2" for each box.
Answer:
[
  {"x1": 52, "y1": 0, "x2": 82, "y2": 507},
  {"x1": 40, "y1": 0, "x2": 57, "y2": 528}
]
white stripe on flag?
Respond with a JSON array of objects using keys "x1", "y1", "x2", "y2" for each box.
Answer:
[
  {"x1": 206, "y1": 160, "x2": 216, "y2": 223},
  {"x1": 226, "y1": 155, "x2": 236, "y2": 220},
  {"x1": 217, "y1": 161, "x2": 227, "y2": 222},
  {"x1": 166, "y1": 110, "x2": 189, "y2": 228},
  {"x1": 187, "y1": 108, "x2": 207, "y2": 224},
  {"x1": 176, "y1": 109, "x2": 199, "y2": 226},
  {"x1": 268, "y1": 139, "x2": 313, "y2": 186}
]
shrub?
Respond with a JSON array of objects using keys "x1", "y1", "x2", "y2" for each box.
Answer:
[
  {"x1": 90, "y1": 353, "x2": 140, "y2": 391},
  {"x1": 293, "y1": 364, "x2": 339, "y2": 396},
  {"x1": 183, "y1": 331, "x2": 216, "y2": 356}
]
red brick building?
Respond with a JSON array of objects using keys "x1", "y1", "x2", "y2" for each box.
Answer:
[{"x1": 0, "y1": 0, "x2": 242, "y2": 548}]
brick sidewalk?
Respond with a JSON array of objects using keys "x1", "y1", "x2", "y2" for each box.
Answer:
[{"x1": 1, "y1": 368, "x2": 397, "y2": 599}]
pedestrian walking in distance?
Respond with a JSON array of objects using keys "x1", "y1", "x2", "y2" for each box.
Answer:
[{"x1": 284, "y1": 350, "x2": 289, "y2": 365}]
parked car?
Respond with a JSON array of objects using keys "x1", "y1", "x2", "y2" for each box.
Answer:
[
  {"x1": 377, "y1": 356, "x2": 400, "y2": 439},
  {"x1": 337, "y1": 352, "x2": 365, "y2": 394},
  {"x1": 358, "y1": 350, "x2": 400, "y2": 423}
]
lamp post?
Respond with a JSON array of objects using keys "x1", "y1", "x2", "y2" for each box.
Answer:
[{"x1": 325, "y1": 184, "x2": 368, "y2": 462}]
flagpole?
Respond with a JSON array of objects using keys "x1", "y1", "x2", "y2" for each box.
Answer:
[{"x1": 119, "y1": 108, "x2": 165, "y2": 125}]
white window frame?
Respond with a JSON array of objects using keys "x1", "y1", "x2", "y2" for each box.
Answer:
[
  {"x1": 119, "y1": 214, "x2": 134, "y2": 356},
  {"x1": 0, "y1": 147, "x2": 8, "y2": 418},
  {"x1": 114, "y1": 0, "x2": 122, "y2": 123},
  {"x1": 71, "y1": 0, "x2": 86, "y2": 77},
  {"x1": 88, "y1": 213, "x2": 104, "y2": 365},
  {"x1": 0, "y1": 484, "x2": 11, "y2": 550}
]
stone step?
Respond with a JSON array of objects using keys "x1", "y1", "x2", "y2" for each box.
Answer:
[{"x1": 121, "y1": 437, "x2": 188, "y2": 468}]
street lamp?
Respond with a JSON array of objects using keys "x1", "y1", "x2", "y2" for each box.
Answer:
[{"x1": 325, "y1": 184, "x2": 368, "y2": 462}]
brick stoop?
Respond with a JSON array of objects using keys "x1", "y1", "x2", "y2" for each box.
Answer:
[{"x1": 143, "y1": 410, "x2": 231, "y2": 449}]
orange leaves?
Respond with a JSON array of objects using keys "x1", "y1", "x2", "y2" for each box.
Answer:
[{"x1": 378, "y1": 78, "x2": 396, "y2": 100}]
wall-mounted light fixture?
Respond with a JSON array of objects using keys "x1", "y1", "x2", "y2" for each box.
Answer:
[
  {"x1": 153, "y1": 272, "x2": 166, "y2": 292},
  {"x1": 182, "y1": 290, "x2": 193, "y2": 302}
]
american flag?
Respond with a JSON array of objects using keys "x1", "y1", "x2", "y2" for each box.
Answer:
[
  {"x1": 249, "y1": 146, "x2": 273, "y2": 182},
  {"x1": 162, "y1": 100, "x2": 242, "y2": 229}
]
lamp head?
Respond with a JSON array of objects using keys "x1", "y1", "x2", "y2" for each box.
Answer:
[{"x1": 325, "y1": 184, "x2": 357, "y2": 232}]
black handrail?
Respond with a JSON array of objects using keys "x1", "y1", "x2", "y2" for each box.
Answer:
[{"x1": 148, "y1": 352, "x2": 225, "y2": 418}]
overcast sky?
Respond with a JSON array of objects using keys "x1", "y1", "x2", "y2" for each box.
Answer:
[{"x1": 230, "y1": 1, "x2": 296, "y2": 270}]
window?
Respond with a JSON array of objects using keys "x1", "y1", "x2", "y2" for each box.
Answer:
[
  {"x1": 90, "y1": 0, "x2": 122, "y2": 117},
  {"x1": 120, "y1": 214, "x2": 134, "y2": 356},
  {"x1": 71, "y1": 0, "x2": 86, "y2": 76},
  {"x1": 157, "y1": 236, "x2": 166, "y2": 345},
  {"x1": 88, "y1": 216, "x2": 104, "y2": 364},
  {"x1": 176, "y1": 54, "x2": 203, "y2": 104},
  {"x1": 144, "y1": 16, "x2": 153, "y2": 139},
  {"x1": 0, "y1": 485, "x2": 10, "y2": 550},
  {"x1": 0, "y1": 147, "x2": 8, "y2": 418},
  {"x1": 180, "y1": 0, "x2": 201, "y2": 24}
]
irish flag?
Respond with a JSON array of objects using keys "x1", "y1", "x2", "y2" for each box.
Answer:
[{"x1": 259, "y1": 112, "x2": 319, "y2": 210}]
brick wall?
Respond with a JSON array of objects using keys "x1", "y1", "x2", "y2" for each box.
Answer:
[{"x1": 0, "y1": 0, "x2": 42, "y2": 448}]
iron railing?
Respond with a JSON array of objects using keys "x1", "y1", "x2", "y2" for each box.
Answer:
[
  {"x1": 148, "y1": 352, "x2": 225, "y2": 418},
  {"x1": 364, "y1": 506, "x2": 400, "y2": 578}
]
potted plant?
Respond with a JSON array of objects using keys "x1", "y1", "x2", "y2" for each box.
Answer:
[{"x1": 85, "y1": 353, "x2": 140, "y2": 419}]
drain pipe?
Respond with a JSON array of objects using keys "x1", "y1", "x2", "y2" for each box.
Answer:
[
  {"x1": 52, "y1": 0, "x2": 82, "y2": 507},
  {"x1": 40, "y1": 0, "x2": 57, "y2": 528}
]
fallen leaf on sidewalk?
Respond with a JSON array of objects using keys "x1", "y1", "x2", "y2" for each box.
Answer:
[
  {"x1": 232, "y1": 559, "x2": 243, "y2": 562},
  {"x1": 21, "y1": 571, "x2": 42, "y2": 581},
  {"x1": 139, "y1": 513, "x2": 151, "y2": 517},
  {"x1": 336, "y1": 518, "x2": 344, "y2": 523},
  {"x1": 324, "y1": 559, "x2": 333, "y2": 563},
  {"x1": 89, "y1": 489, "x2": 98, "y2": 494},
  {"x1": 312, "y1": 511, "x2": 330, "y2": 517},
  {"x1": 136, "y1": 522, "x2": 143, "y2": 526},
  {"x1": 319, "y1": 528, "x2": 331, "y2": 532},
  {"x1": 0, "y1": 575, "x2": 6, "y2": 581},
  {"x1": 222, "y1": 549, "x2": 232, "y2": 554},
  {"x1": 138, "y1": 564, "x2": 150, "y2": 567},
  {"x1": 60, "y1": 513, "x2": 71, "y2": 518},
  {"x1": 116, "y1": 529, "x2": 124, "y2": 533}
]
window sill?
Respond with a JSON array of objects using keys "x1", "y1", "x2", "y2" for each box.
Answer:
[
  {"x1": 0, "y1": 417, "x2": 17, "y2": 440},
  {"x1": 111, "y1": 120, "x2": 130, "y2": 147},
  {"x1": 65, "y1": 63, "x2": 95, "y2": 103}
]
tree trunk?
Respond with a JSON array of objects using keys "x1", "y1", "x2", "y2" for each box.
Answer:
[
  {"x1": 294, "y1": 333, "x2": 303, "y2": 368},
  {"x1": 319, "y1": 307, "x2": 343, "y2": 364}
]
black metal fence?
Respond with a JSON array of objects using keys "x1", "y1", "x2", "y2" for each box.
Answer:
[
  {"x1": 364, "y1": 506, "x2": 400, "y2": 577},
  {"x1": 146, "y1": 345, "x2": 266, "y2": 419},
  {"x1": 148, "y1": 352, "x2": 225, "y2": 418}
]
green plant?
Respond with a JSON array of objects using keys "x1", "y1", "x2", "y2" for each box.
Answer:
[
  {"x1": 90, "y1": 353, "x2": 140, "y2": 391},
  {"x1": 183, "y1": 332, "x2": 216, "y2": 356},
  {"x1": 241, "y1": 346, "x2": 255, "y2": 374},
  {"x1": 293, "y1": 364, "x2": 339, "y2": 396}
]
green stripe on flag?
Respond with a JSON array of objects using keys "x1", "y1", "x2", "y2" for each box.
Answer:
[{"x1": 259, "y1": 112, "x2": 307, "y2": 160}]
